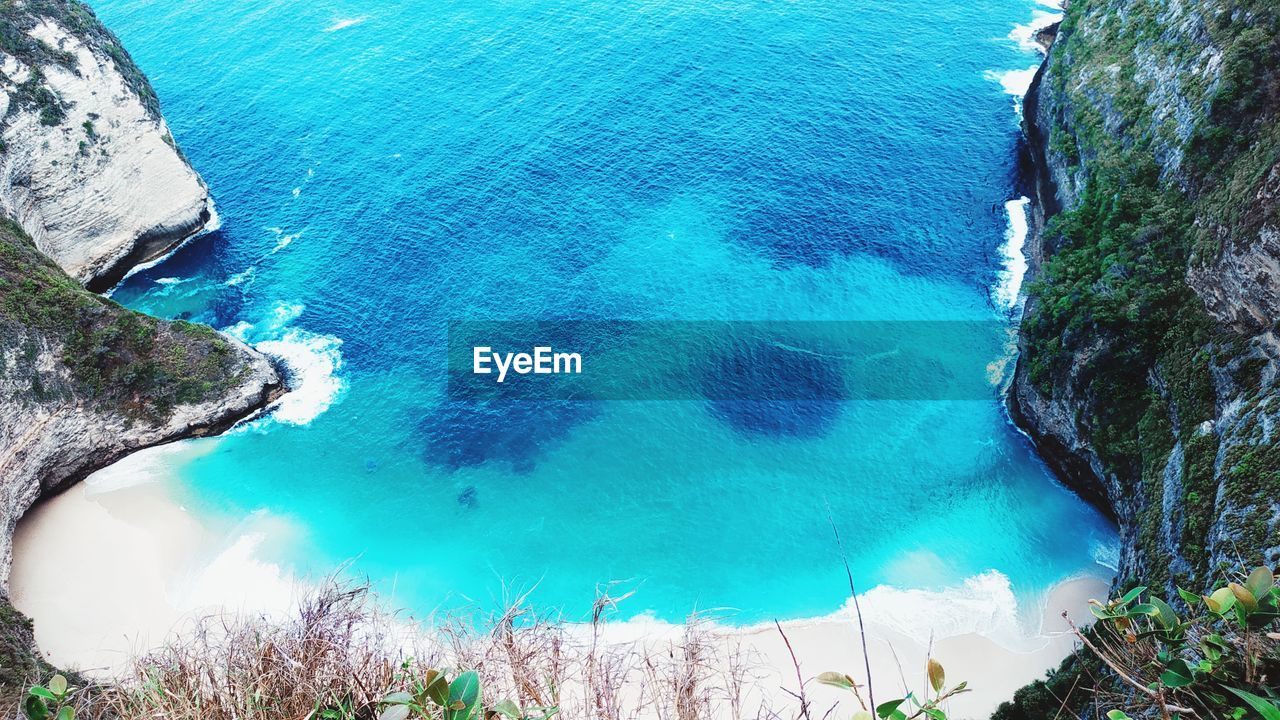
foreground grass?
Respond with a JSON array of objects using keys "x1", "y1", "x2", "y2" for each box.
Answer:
[
  {"x1": 15, "y1": 566, "x2": 1280, "y2": 719},
  {"x1": 11, "y1": 577, "x2": 979, "y2": 720}
]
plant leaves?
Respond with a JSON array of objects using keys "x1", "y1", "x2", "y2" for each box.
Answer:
[
  {"x1": 927, "y1": 659, "x2": 945, "y2": 694},
  {"x1": 816, "y1": 672, "x2": 858, "y2": 690},
  {"x1": 426, "y1": 674, "x2": 450, "y2": 707},
  {"x1": 378, "y1": 707, "x2": 411, "y2": 720},
  {"x1": 383, "y1": 692, "x2": 413, "y2": 705},
  {"x1": 1246, "y1": 567, "x2": 1275, "y2": 601},
  {"x1": 1224, "y1": 687, "x2": 1280, "y2": 720},
  {"x1": 876, "y1": 698, "x2": 906, "y2": 719},
  {"x1": 1149, "y1": 597, "x2": 1179, "y2": 629},
  {"x1": 55, "y1": 708, "x2": 74, "y2": 720},
  {"x1": 1207, "y1": 587, "x2": 1237, "y2": 614},
  {"x1": 491, "y1": 699, "x2": 522, "y2": 719},
  {"x1": 1120, "y1": 586, "x2": 1147, "y2": 604},
  {"x1": 447, "y1": 672, "x2": 482, "y2": 720},
  {"x1": 23, "y1": 695, "x2": 50, "y2": 720},
  {"x1": 1159, "y1": 658, "x2": 1194, "y2": 688},
  {"x1": 1106, "y1": 711, "x2": 1133, "y2": 720},
  {"x1": 47, "y1": 675, "x2": 67, "y2": 696},
  {"x1": 28, "y1": 687, "x2": 56, "y2": 701},
  {"x1": 1230, "y1": 583, "x2": 1259, "y2": 613}
]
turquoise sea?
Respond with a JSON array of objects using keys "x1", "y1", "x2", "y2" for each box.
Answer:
[{"x1": 98, "y1": 0, "x2": 1116, "y2": 624}]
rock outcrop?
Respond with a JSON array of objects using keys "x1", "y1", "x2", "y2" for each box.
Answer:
[
  {"x1": 0, "y1": 1, "x2": 282, "y2": 706},
  {"x1": 1011, "y1": 0, "x2": 1279, "y2": 600},
  {"x1": 997, "y1": 2, "x2": 1278, "y2": 716},
  {"x1": 0, "y1": 0, "x2": 216, "y2": 292},
  {"x1": 0, "y1": 212, "x2": 282, "y2": 584}
]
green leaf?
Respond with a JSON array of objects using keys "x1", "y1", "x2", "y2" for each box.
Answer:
[
  {"x1": 492, "y1": 699, "x2": 522, "y2": 719},
  {"x1": 1106, "y1": 711, "x2": 1133, "y2": 720},
  {"x1": 1149, "y1": 597, "x2": 1179, "y2": 629},
  {"x1": 425, "y1": 673, "x2": 450, "y2": 707},
  {"x1": 876, "y1": 698, "x2": 906, "y2": 720},
  {"x1": 383, "y1": 692, "x2": 413, "y2": 705},
  {"x1": 1159, "y1": 658, "x2": 1194, "y2": 688},
  {"x1": 47, "y1": 675, "x2": 67, "y2": 697},
  {"x1": 23, "y1": 695, "x2": 50, "y2": 720},
  {"x1": 446, "y1": 672, "x2": 482, "y2": 720},
  {"x1": 378, "y1": 707, "x2": 411, "y2": 720},
  {"x1": 55, "y1": 708, "x2": 74, "y2": 720},
  {"x1": 1245, "y1": 567, "x2": 1275, "y2": 601},
  {"x1": 1230, "y1": 583, "x2": 1259, "y2": 613},
  {"x1": 1177, "y1": 587, "x2": 1200, "y2": 606},
  {"x1": 1224, "y1": 687, "x2": 1280, "y2": 720},
  {"x1": 1207, "y1": 587, "x2": 1237, "y2": 614},
  {"x1": 28, "y1": 687, "x2": 56, "y2": 702},
  {"x1": 1120, "y1": 586, "x2": 1147, "y2": 604},
  {"x1": 816, "y1": 672, "x2": 858, "y2": 690}
]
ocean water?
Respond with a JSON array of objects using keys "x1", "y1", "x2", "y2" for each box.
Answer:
[{"x1": 95, "y1": 0, "x2": 1115, "y2": 625}]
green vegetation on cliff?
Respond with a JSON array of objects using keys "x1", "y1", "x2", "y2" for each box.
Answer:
[
  {"x1": 1004, "y1": 0, "x2": 1280, "y2": 716},
  {"x1": 0, "y1": 218, "x2": 251, "y2": 420},
  {"x1": 0, "y1": 0, "x2": 161, "y2": 124},
  {"x1": 1023, "y1": 0, "x2": 1280, "y2": 586}
]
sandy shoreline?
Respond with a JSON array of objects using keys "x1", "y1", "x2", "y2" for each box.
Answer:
[{"x1": 11, "y1": 442, "x2": 1108, "y2": 719}]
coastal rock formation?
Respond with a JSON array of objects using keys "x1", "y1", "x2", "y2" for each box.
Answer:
[
  {"x1": 998, "y1": 2, "x2": 1278, "y2": 715},
  {"x1": 0, "y1": 0, "x2": 216, "y2": 291},
  {"x1": 0, "y1": 0, "x2": 281, "y2": 704},
  {"x1": 0, "y1": 213, "x2": 282, "y2": 585},
  {"x1": 0, "y1": 218, "x2": 281, "y2": 707},
  {"x1": 1011, "y1": 0, "x2": 1278, "y2": 608}
]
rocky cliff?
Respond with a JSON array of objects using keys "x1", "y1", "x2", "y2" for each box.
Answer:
[
  {"x1": 0, "y1": 0, "x2": 282, "y2": 706},
  {"x1": 0, "y1": 0, "x2": 217, "y2": 292},
  {"x1": 996, "y1": 1, "x2": 1279, "y2": 716},
  {"x1": 1010, "y1": 0, "x2": 1279, "y2": 609}
]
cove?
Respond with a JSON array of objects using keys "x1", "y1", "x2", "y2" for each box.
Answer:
[{"x1": 92, "y1": 0, "x2": 1116, "y2": 625}]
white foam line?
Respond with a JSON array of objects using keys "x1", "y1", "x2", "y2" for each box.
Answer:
[
  {"x1": 225, "y1": 301, "x2": 347, "y2": 428},
  {"x1": 994, "y1": 196, "x2": 1032, "y2": 311}
]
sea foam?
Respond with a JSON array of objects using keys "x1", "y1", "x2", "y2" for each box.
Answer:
[
  {"x1": 323, "y1": 16, "x2": 368, "y2": 32},
  {"x1": 985, "y1": 4, "x2": 1063, "y2": 119},
  {"x1": 256, "y1": 329, "x2": 347, "y2": 425},
  {"x1": 227, "y1": 301, "x2": 347, "y2": 427},
  {"x1": 994, "y1": 196, "x2": 1031, "y2": 311}
]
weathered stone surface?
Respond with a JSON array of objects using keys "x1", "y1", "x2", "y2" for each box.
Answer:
[
  {"x1": 0, "y1": 1, "x2": 215, "y2": 291},
  {"x1": 1010, "y1": 0, "x2": 1279, "y2": 592}
]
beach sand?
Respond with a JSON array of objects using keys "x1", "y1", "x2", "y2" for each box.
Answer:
[{"x1": 10, "y1": 448, "x2": 1107, "y2": 719}]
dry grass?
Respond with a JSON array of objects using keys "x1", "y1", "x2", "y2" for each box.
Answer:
[{"x1": 52, "y1": 579, "x2": 794, "y2": 720}]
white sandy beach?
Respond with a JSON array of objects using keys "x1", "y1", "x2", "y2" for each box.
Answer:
[{"x1": 10, "y1": 441, "x2": 1107, "y2": 719}]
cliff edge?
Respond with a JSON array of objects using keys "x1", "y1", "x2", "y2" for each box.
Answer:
[
  {"x1": 998, "y1": 1, "x2": 1278, "y2": 715},
  {"x1": 0, "y1": 0, "x2": 281, "y2": 705},
  {"x1": 0, "y1": 0, "x2": 216, "y2": 292},
  {"x1": 1011, "y1": 0, "x2": 1279, "y2": 594}
]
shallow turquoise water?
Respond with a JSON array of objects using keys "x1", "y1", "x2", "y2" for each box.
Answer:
[{"x1": 96, "y1": 0, "x2": 1116, "y2": 622}]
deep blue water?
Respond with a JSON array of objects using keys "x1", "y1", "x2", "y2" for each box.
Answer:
[{"x1": 96, "y1": 0, "x2": 1115, "y2": 623}]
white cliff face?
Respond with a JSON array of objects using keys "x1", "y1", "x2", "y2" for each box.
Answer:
[
  {"x1": 0, "y1": 18, "x2": 215, "y2": 290},
  {"x1": 0, "y1": 336, "x2": 279, "y2": 586}
]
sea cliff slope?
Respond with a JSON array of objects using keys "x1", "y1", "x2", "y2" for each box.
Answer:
[
  {"x1": 0, "y1": 0, "x2": 281, "y2": 703},
  {"x1": 0, "y1": 0, "x2": 216, "y2": 291},
  {"x1": 1011, "y1": 0, "x2": 1279, "y2": 599}
]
